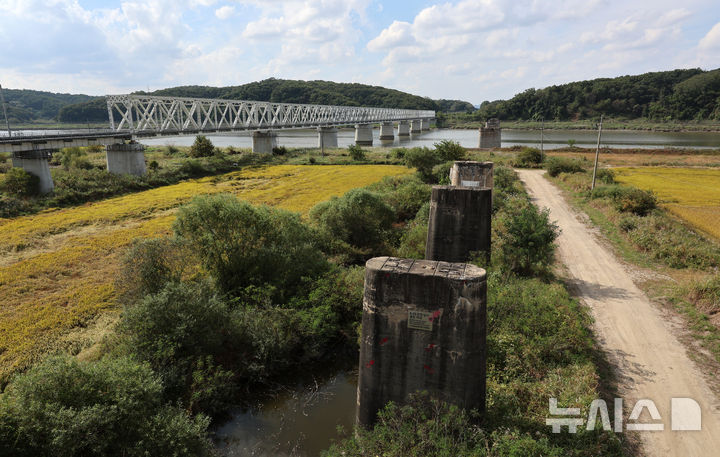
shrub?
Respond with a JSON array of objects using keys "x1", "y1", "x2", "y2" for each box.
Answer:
[
  {"x1": 56, "y1": 147, "x2": 93, "y2": 170},
  {"x1": 370, "y1": 175, "x2": 431, "y2": 221},
  {"x1": 397, "y1": 202, "x2": 430, "y2": 259},
  {"x1": 148, "y1": 160, "x2": 159, "y2": 172},
  {"x1": 348, "y1": 144, "x2": 366, "y2": 161},
  {"x1": 272, "y1": 146, "x2": 288, "y2": 156},
  {"x1": 178, "y1": 159, "x2": 206, "y2": 177},
  {"x1": 174, "y1": 194, "x2": 328, "y2": 300},
  {"x1": 0, "y1": 167, "x2": 39, "y2": 197},
  {"x1": 494, "y1": 198, "x2": 559, "y2": 276},
  {"x1": 595, "y1": 167, "x2": 616, "y2": 184},
  {"x1": 433, "y1": 139, "x2": 466, "y2": 161},
  {"x1": 513, "y1": 147, "x2": 543, "y2": 167},
  {"x1": 590, "y1": 185, "x2": 657, "y2": 216},
  {"x1": 545, "y1": 157, "x2": 585, "y2": 177},
  {"x1": 390, "y1": 148, "x2": 406, "y2": 159},
  {"x1": 567, "y1": 139, "x2": 577, "y2": 148},
  {"x1": 0, "y1": 355, "x2": 212, "y2": 456},
  {"x1": 431, "y1": 161, "x2": 454, "y2": 185},
  {"x1": 310, "y1": 188, "x2": 396, "y2": 259},
  {"x1": 0, "y1": 195, "x2": 33, "y2": 218},
  {"x1": 189, "y1": 135, "x2": 214, "y2": 158},
  {"x1": 165, "y1": 145, "x2": 179, "y2": 156},
  {"x1": 404, "y1": 147, "x2": 440, "y2": 182}
]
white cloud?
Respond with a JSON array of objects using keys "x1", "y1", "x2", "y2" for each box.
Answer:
[
  {"x1": 215, "y1": 5, "x2": 235, "y2": 19},
  {"x1": 699, "y1": 22, "x2": 720, "y2": 49}
]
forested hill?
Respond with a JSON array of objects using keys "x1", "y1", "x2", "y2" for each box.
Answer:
[
  {"x1": 1, "y1": 88, "x2": 95, "y2": 123},
  {"x1": 55, "y1": 79, "x2": 475, "y2": 123},
  {"x1": 475, "y1": 68, "x2": 720, "y2": 121}
]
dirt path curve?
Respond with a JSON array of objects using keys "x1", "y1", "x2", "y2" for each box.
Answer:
[{"x1": 517, "y1": 169, "x2": 720, "y2": 457}]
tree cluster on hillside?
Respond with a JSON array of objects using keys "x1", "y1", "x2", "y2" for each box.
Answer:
[
  {"x1": 474, "y1": 68, "x2": 720, "y2": 121},
  {"x1": 1, "y1": 88, "x2": 96, "y2": 122},
  {"x1": 434, "y1": 99, "x2": 476, "y2": 113}
]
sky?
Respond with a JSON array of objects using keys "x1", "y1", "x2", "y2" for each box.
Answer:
[{"x1": 1, "y1": 0, "x2": 720, "y2": 104}]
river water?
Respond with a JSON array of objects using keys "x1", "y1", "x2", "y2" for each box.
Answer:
[{"x1": 138, "y1": 128, "x2": 720, "y2": 150}]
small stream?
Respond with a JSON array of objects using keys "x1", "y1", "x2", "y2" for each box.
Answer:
[{"x1": 214, "y1": 369, "x2": 358, "y2": 457}]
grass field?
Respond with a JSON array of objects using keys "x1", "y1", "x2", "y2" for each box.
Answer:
[
  {"x1": 0, "y1": 164, "x2": 412, "y2": 382},
  {"x1": 614, "y1": 167, "x2": 720, "y2": 239}
]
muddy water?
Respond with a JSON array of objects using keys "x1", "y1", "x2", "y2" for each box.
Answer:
[{"x1": 214, "y1": 370, "x2": 358, "y2": 457}]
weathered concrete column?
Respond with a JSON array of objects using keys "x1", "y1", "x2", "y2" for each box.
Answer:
[
  {"x1": 410, "y1": 119, "x2": 422, "y2": 134},
  {"x1": 106, "y1": 142, "x2": 146, "y2": 176},
  {"x1": 11, "y1": 150, "x2": 54, "y2": 194},
  {"x1": 449, "y1": 161, "x2": 494, "y2": 189},
  {"x1": 357, "y1": 257, "x2": 487, "y2": 427},
  {"x1": 252, "y1": 130, "x2": 277, "y2": 154},
  {"x1": 379, "y1": 122, "x2": 395, "y2": 141},
  {"x1": 355, "y1": 124, "x2": 373, "y2": 146},
  {"x1": 317, "y1": 127, "x2": 338, "y2": 149},
  {"x1": 421, "y1": 118, "x2": 431, "y2": 131},
  {"x1": 478, "y1": 118, "x2": 501, "y2": 148},
  {"x1": 397, "y1": 121, "x2": 410, "y2": 137},
  {"x1": 425, "y1": 186, "x2": 492, "y2": 263}
]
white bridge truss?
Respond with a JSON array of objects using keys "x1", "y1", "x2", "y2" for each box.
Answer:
[{"x1": 106, "y1": 94, "x2": 435, "y2": 133}]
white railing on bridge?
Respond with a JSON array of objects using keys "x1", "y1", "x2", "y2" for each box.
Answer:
[{"x1": 106, "y1": 94, "x2": 435, "y2": 133}]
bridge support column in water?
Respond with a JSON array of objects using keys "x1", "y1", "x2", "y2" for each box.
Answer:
[
  {"x1": 410, "y1": 119, "x2": 422, "y2": 134},
  {"x1": 354, "y1": 124, "x2": 373, "y2": 146},
  {"x1": 106, "y1": 142, "x2": 146, "y2": 176},
  {"x1": 449, "y1": 161, "x2": 494, "y2": 189},
  {"x1": 11, "y1": 149, "x2": 54, "y2": 194},
  {"x1": 252, "y1": 130, "x2": 278, "y2": 154},
  {"x1": 357, "y1": 257, "x2": 487, "y2": 427},
  {"x1": 397, "y1": 121, "x2": 410, "y2": 137},
  {"x1": 425, "y1": 186, "x2": 492, "y2": 263},
  {"x1": 317, "y1": 127, "x2": 338, "y2": 149},
  {"x1": 379, "y1": 122, "x2": 395, "y2": 141},
  {"x1": 421, "y1": 118, "x2": 431, "y2": 131},
  {"x1": 478, "y1": 118, "x2": 501, "y2": 148}
]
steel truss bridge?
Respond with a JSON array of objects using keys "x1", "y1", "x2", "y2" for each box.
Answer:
[{"x1": 106, "y1": 94, "x2": 434, "y2": 134}]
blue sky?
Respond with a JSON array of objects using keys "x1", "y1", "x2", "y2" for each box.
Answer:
[{"x1": 1, "y1": 0, "x2": 720, "y2": 103}]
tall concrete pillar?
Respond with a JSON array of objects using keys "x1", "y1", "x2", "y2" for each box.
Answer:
[
  {"x1": 357, "y1": 256, "x2": 487, "y2": 427},
  {"x1": 478, "y1": 118, "x2": 501, "y2": 149},
  {"x1": 425, "y1": 186, "x2": 492, "y2": 263},
  {"x1": 11, "y1": 150, "x2": 54, "y2": 194},
  {"x1": 410, "y1": 119, "x2": 422, "y2": 134},
  {"x1": 252, "y1": 130, "x2": 277, "y2": 154},
  {"x1": 379, "y1": 122, "x2": 394, "y2": 141},
  {"x1": 421, "y1": 119, "x2": 431, "y2": 131},
  {"x1": 355, "y1": 124, "x2": 373, "y2": 146},
  {"x1": 106, "y1": 143, "x2": 146, "y2": 176},
  {"x1": 317, "y1": 127, "x2": 338, "y2": 149},
  {"x1": 397, "y1": 121, "x2": 410, "y2": 137},
  {"x1": 449, "y1": 161, "x2": 494, "y2": 189}
]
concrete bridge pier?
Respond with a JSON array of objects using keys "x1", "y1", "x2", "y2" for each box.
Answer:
[
  {"x1": 252, "y1": 131, "x2": 278, "y2": 154},
  {"x1": 449, "y1": 161, "x2": 494, "y2": 189},
  {"x1": 106, "y1": 142, "x2": 146, "y2": 176},
  {"x1": 357, "y1": 256, "x2": 487, "y2": 426},
  {"x1": 479, "y1": 119, "x2": 501, "y2": 149},
  {"x1": 317, "y1": 127, "x2": 339, "y2": 149},
  {"x1": 425, "y1": 186, "x2": 492, "y2": 263},
  {"x1": 379, "y1": 122, "x2": 395, "y2": 141},
  {"x1": 421, "y1": 119, "x2": 431, "y2": 131},
  {"x1": 410, "y1": 119, "x2": 422, "y2": 134},
  {"x1": 355, "y1": 124, "x2": 374, "y2": 146},
  {"x1": 12, "y1": 149, "x2": 54, "y2": 194},
  {"x1": 397, "y1": 121, "x2": 410, "y2": 137}
]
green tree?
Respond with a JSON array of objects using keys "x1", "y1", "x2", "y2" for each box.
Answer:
[
  {"x1": 0, "y1": 168, "x2": 39, "y2": 197},
  {"x1": 404, "y1": 147, "x2": 441, "y2": 182},
  {"x1": 189, "y1": 135, "x2": 214, "y2": 158}
]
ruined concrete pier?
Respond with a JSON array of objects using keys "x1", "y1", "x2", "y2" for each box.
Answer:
[
  {"x1": 317, "y1": 127, "x2": 338, "y2": 149},
  {"x1": 397, "y1": 121, "x2": 410, "y2": 137},
  {"x1": 355, "y1": 124, "x2": 373, "y2": 146},
  {"x1": 252, "y1": 130, "x2": 277, "y2": 154},
  {"x1": 478, "y1": 118, "x2": 501, "y2": 149},
  {"x1": 449, "y1": 161, "x2": 494, "y2": 189},
  {"x1": 106, "y1": 142, "x2": 146, "y2": 176},
  {"x1": 410, "y1": 119, "x2": 422, "y2": 134},
  {"x1": 425, "y1": 186, "x2": 492, "y2": 263},
  {"x1": 11, "y1": 149, "x2": 54, "y2": 194},
  {"x1": 379, "y1": 122, "x2": 395, "y2": 141},
  {"x1": 357, "y1": 257, "x2": 487, "y2": 427}
]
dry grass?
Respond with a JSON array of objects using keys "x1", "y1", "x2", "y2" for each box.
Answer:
[
  {"x1": 547, "y1": 150, "x2": 720, "y2": 167},
  {"x1": 614, "y1": 167, "x2": 720, "y2": 239},
  {"x1": 0, "y1": 164, "x2": 411, "y2": 381}
]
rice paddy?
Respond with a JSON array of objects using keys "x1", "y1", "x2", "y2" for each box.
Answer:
[
  {"x1": 614, "y1": 167, "x2": 720, "y2": 240},
  {"x1": 0, "y1": 164, "x2": 412, "y2": 381}
]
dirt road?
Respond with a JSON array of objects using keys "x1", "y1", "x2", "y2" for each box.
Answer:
[{"x1": 517, "y1": 169, "x2": 720, "y2": 457}]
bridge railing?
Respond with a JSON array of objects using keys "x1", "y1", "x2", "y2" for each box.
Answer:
[{"x1": 106, "y1": 95, "x2": 435, "y2": 133}]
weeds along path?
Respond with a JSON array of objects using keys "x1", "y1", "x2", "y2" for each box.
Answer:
[
  {"x1": 0, "y1": 165, "x2": 412, "y2": 382},
  {"x1": 517, "y1": 169, "x2": 720, "y2": 457}
]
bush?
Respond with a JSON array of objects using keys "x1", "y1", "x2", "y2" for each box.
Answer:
[
  {"x1": 431, "y1": 161, "x2": 454, "y2": 185},
  {"x1": 494, "y1": 198, "x2": 559, "y2": 276},
  {"x1": 433, "y1": 140, "x2": 466, "y2": 161},
  {"x1": 591, "y1": 185, "x2": 657, "y2": 216},
  {"x1": 545, "y1": 157, "x2": 585, "y2": 177},
  {"x1": 272, "y1": 146, "x2": 288, "y2": 156},
  {"x1": 404, "y1": 147, "x2": 440, "y2": 182},
  {"x1": 165, "y1": 145, "x2": 179, "y2": 156},
  {"x1": 348, "y1": 144, "x2": 366, "y2": 161},
  {"x1": 189, "y1": 135, "x2": 214, "y2": 158},
  {"x1": 0, "y1": 195, "x2": 33, "y2": 218},
  {"x1": 595, "y1": 167, "x2": 615, "y2": 184},
  {"x1": 369, "y1": 175, "x2": 431, "y2": 221},
  {"x1": 148, "y1": 160, "x2": 159, "y2": 172},
  {"x1": 55, "y1": 147, "x2": 93, "y2": 170},
  {"x1": 178, "y1": 159, "x2": 206, "y2": 177},
  {"x1": 174, "y1": 194, "x2": 328, "y2": 301},
  {"x1": 397, "y1": 202, "x2": 430, "y2": 259},
  {"x1": 513, "y1": 147, "x2": 543, "y2": 167},
  {"x1": 390, "y1": 148, "x2": 406, "y2": 160},
  {"x1": 310, "y1": 188, "x2": 396, "y2": 259},
  {"x1": 0, "y1": 167, "x2": 39, "y2": 197},
  {"x1": 0, "y1": 355, "x2": 212, "y2": 456}
]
